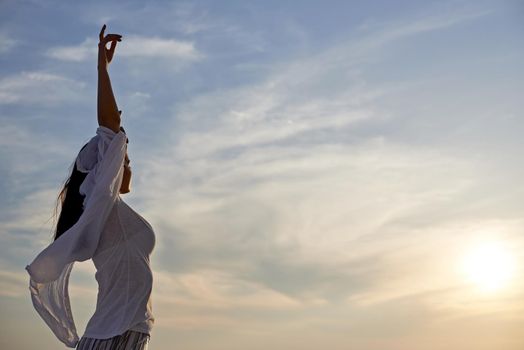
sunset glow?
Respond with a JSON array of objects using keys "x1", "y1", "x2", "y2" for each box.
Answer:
[{"x1": 462, "y1": 240, "x2": 516, "y2": 292}]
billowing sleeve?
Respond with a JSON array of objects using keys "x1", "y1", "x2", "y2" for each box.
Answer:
[{"x1": 25, "y1": 126, "x2": 127, "y2": 348}]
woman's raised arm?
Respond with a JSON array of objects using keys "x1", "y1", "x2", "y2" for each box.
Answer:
[{"x1": 97, "y1": 24, "x2": 122, "y2": 133}]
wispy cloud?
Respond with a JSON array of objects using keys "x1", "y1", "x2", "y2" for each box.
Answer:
[
  {"x1": 159, "y1": 6, "x2": 493, "y2": 157},
  {"x1": 0, "y1": 269, "x2": 27, "y2": 298},
  {"x1": 0, "y1": 71, "x2": 86, "y2": 105},
  {"x1": 44, "y1": 38, "x2": 94, "y2": 62},
  {"x1": 125, "y1": 6, "x2": 520, "y2": 321},
  {"x1": 0, "y1": 32, "x2": 17, "y2": 54},
  {"x1": 357, "y1": 7, "x2": 492, "y2": 39},
  {"x1": 46, "y1": 36, "x2": 203, "y2": 62},
  {"x1": 122, "y1": 35, "x2": 203, "y2": 60}
]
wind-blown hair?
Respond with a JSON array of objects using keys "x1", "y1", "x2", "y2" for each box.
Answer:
[{"x1": 53, "y1": 144, "x2": 88, "y2": 241}]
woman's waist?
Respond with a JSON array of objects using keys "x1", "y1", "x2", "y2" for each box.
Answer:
[
  {"x1": 94, "y1": 260, "x2": 153, "y2": 286},
  {"x1": 94, "y1": 274, "x2": 153, "y2": 307}
]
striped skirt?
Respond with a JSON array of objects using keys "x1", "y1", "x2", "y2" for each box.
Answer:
[{"x1": 76, "y1": 329, "x2": 150, "y2": 350}]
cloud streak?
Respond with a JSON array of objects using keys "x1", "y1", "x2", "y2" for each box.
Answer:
[
  {"x1": 0, "y1": 71, "x2": 86, "y2": 106},
  {"x1": 0, "y1": 32, "x2": 17, "y2": 54},
  {"x1": 46, "y1": 36, "x2": 203, "y2": 62}
]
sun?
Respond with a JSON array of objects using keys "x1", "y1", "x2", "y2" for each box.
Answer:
[{"x1": 462, "y1": 240, "x2": 516, "y2": 292}]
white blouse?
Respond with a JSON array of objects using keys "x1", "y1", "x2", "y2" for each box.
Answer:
[{"x1": 25, "y1": 126, "x2": 155, "y2": 347}]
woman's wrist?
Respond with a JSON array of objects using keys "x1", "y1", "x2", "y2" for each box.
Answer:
[{"x1": 97, "y1": 43, "x2": 108, "y2": 70}]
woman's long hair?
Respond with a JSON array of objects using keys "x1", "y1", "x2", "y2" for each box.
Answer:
[{"x1": 53, "y1": 144, "x2": 88, "y2": 241}]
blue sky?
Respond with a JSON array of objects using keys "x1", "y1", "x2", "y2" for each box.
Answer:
[{"x1": 1, "y1": 0, "x2": 524, "y2": 349}]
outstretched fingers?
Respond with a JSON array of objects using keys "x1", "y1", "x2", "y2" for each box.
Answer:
[
  {"x1": 99, "y1": 24, "x2": 106, "y2": 42},
  {"x1": 99, "y1": 23, "x2": 122, "y2": 46},
  {"x1": 104, "y1": 34, "x2": 122, "y2": 43},
  {"x1": 100, "y1": 35, "x2": 122, "y2": 49}
]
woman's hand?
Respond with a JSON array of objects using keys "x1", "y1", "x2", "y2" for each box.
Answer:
[{"x1": 98, "y1": 24, "x2": 122, "y2": 70}]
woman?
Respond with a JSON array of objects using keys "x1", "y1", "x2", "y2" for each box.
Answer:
[{"x1": 25, "y1": 25, "x2": 155, "y2": 350}]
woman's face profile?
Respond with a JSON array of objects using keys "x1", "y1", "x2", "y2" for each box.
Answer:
[{"x1": 120, "y1": 152, "x2": 131, "y2": 194}]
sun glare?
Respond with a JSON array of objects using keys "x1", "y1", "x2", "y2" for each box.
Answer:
[{"x1": 462, "y1": 240, "x2": 515, "y2": 292}]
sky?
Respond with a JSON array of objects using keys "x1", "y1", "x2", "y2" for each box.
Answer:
[{"x1": 1, "y1": 0, "x2": 524, "y2": 349}]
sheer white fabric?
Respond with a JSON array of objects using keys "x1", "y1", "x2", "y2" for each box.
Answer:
[
  {"x1": 25, "y1": 126, "x2": 127, "y2": 348},
  {"x1": 82, "y1": 197, "x2": 155, "y2": 339}
]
